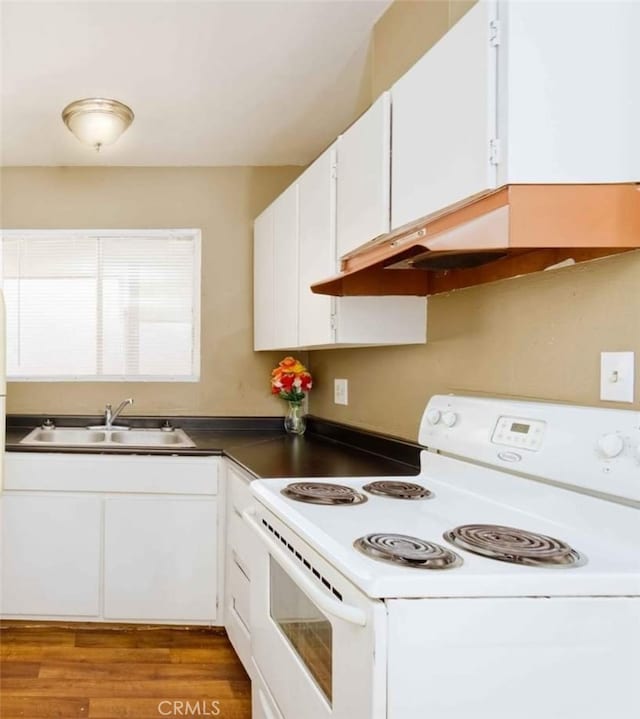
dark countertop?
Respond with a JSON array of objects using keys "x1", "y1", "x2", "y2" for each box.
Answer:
[
  {"x1": 5, "y1": 418, "x2": 421, "y2": 480},
  {"x1": 224, "y1": 434, "x2": 419, "y2": 478}
]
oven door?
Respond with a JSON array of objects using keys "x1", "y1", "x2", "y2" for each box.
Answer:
[{"x1": 244, "y1": 507, "x2": 387, "y2": 719}]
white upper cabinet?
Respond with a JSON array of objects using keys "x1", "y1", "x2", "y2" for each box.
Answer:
[
  {"x1": 253, "y1": 140, "x2": 426, "y2": 351},
  {"x1": 391, "y1": 0, "x2": 639, "y2": 232},
  {"x1": 253, "y1": 207, "x2": 275, "y2": 351},
  {"x1": 391, "y1": 1, "x2": 498, "y2": 230},
  {"x1": 298, "y1": 145, "x2": 337, "y2": 348},
  {"x1": 254, "y1": 184, "x2": 299, "y2": 351},
  {"x1": 272, "y1": 184, "x2": 299, "y2": 349},
  {"x1": 499, "y1": 0, "x2": 639, "y2": 184},
  {"x1": 336, "y1": 92, "x2": 391, "y2": 258}
]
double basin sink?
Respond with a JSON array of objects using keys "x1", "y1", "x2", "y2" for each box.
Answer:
[{"x1": 20, "y1": 427, "x2": 196, "y2": 448}]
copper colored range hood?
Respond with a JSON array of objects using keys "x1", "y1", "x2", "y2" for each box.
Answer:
[{"x1": 311, "y1": 184, "x2": 640, "y2": 297}]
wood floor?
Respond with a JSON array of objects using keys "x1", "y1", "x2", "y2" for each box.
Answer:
[{"x1": 0, "y1": 622, "x2": 252, "y2": 719}]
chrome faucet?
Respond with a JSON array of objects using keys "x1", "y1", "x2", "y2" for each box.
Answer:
[
  {"x1": 105, "y1": 398, "x2": 134, "y2": 429},
  {"x1": 88, "y1": 398, "x2": 134, "y2": 430}
]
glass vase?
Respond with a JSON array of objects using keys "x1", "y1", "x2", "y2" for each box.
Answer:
[{"x1": 284, "y1": 400, "x2": 306, "y2": 436}]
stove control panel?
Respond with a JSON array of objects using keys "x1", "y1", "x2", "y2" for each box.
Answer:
[
  {"x1": 491, "y1": 416, "x2": 546, "y2": 451},
  {"x1": 420, "y1": 395, "x2": 640, "y2": 503}
]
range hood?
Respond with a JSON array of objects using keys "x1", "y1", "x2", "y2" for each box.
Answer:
[{"x1": 311, "y1": 184, "x2": 640, "y2": 296}]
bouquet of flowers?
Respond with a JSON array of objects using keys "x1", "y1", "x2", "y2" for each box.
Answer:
[{"x1": 270, "y1": 356, "x2": 313, "y2": 404}]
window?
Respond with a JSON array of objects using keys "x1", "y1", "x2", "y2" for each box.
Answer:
[{"x1": 1, "y1": 229, "x2": 201, "y2": 381}]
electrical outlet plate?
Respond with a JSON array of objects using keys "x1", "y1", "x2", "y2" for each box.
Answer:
[
  {"x1": 334, "y1": 379, "x2": 348, "y2": 405},
  {"x1": 600, "y1": 351, "x2": 634, "y2": 402}
]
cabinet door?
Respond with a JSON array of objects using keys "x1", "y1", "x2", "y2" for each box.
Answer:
[
  {"x1": 272, "y1": 184, "x2": 299, "y2": 349},
  {"x1": 1, "y1": 494, "x2": 101, "y2": 616},
  {"x1": 104, "y1": 497, "x2": 217, "y2": 622},
  {"x1": 502, "y1": 0, "x2": 640, "y2": 183},
  {"x1": 224, "y1": 464, "x2": 256, "y2": 677},
  {"x1": 298, "y1": 145, "x2": 337, "y2": 347},
  {"x1": 336, "y1": 296, "x2": 426, "y2": 346},
  {"x1": 253, "y1": 206, "x2": 275, "y2": 351},
  {"x1": 391, "y1": 1, "x2": 497, "y2": 230},
  {"x1": 337, "y1": 92, "x2": 391, "y2": 258}
]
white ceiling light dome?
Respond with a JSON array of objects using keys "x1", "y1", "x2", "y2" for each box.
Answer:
[{"x1": 62, "y1": 97, "x2": 134, "y2": 151}]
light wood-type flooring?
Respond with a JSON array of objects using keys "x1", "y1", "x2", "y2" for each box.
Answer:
[{"x1": 0, "y1": 621, "x2": 251, "y2": 719}]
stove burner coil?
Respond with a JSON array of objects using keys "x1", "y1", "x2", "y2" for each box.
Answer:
[
  {"x1": 362, "y1": 480, "x2": 433, "y2": 500},
  {"x1": 281, "y1": 482, "x2": 368, "y2": 505},
  {"x1": 443, "y1": 524, "x2": 584, "y2": 567},
  {"x1": 354, "y1": 533, "x2": 463, "y2": 569}
]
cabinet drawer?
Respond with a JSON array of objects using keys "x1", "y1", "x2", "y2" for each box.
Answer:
[
  {"x1": 225, "y1": 548, "x2": 252, "y2": 676},
  {"x1": 227, "y1": 466, "x2": 254, "y2": 513},
  {"x1": 226, "y1": 464, "x2": 256, "y2": 574},
  {"x1": 5, "y1": 453, "x2": 220, "y2": 495},
  {"x1": 227, "y1": 509, "x2": 255, "y2": 579},
  {"x1": 227, "y1": 551, "x2": 251, "y2": 631}
]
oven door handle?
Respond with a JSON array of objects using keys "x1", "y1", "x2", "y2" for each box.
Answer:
[{"x1": 242, "y1": 508, "x2": 367, "y2": 627}]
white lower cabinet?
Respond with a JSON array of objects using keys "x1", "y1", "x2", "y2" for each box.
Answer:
[
  {"x1": 0, "y1": 453, "x2": 221, "y2": 624},
  {"x1": 0, "y1": 493, "x2": 101, "y2": 617},
  {"x1": 104, "y1": 497, "x2": 218, "y2": 622},
  {"x1": 224, "y1": 462, "x2": 257, "y2": 677}
]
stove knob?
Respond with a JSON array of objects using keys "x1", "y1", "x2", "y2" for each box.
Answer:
[
  {"x1": 427, "y1": 410, "x2": 441, "y2": 425},
  {"x1": 597, "y1": 433, "x2": 624, "y2": 459},
  {"x1": 442, "y1": 411, "x2": 458, "y2": 428}
]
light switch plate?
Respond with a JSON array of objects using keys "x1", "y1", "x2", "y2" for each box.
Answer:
[
  {"x1": 600, "y1": 351, "x2": 634, "y2": 402},
  {"x1": 334, "y1": 379, "x2": 349, "y2": 405}
]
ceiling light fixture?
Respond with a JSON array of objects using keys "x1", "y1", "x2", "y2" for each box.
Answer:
[{"x1": 62, "y1": 97, "x2": 134, "y2": 151}]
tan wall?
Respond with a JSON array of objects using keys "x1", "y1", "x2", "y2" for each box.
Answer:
[
  {"x1": 371, "y1": 0, "x2": 476, "y2": 98},
  {"x1": 1, "y1": 166, "x2": 301, "y2": 416},
  {"x1": 308, "y1": 0, "x2": 640, "y2": 440},
  {"x1": 310, "y1": 253, "x2": 640, "y2": 440}
]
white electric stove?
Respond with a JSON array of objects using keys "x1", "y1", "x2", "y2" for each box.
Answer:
[{"x1": 245, "y1": 395, "x2": 640, "y2": 719}]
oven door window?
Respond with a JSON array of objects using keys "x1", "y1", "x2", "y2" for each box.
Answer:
[{"x1": 269, "y1": 556, "x2": 333, "y2": 703}]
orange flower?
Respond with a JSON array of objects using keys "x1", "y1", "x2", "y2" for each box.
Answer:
[
  {"x1": 279, "y1": 356, "x2": 306, "y2": 374},
  {"x1": 270, "y1": 356, "x2": 313, "y2": 402}
]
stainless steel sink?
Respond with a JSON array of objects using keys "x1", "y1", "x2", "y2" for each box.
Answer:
[
  {"x1": 26, "y1": 429, "x2": 107, "y2": 444},
  {"x1": 110, "y1": 430, "x2": 192, "y2": 447},
  {"x1": 20, "y1": 427, "x2": 196, "y2": 448}
]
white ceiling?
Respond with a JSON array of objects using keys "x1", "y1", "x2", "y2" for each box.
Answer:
[{"x1": 1, "y1": 0, "x2": 391, "y2": 166}]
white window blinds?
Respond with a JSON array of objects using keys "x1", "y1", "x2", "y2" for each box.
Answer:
[{"x1": 1, "y1": 230, "x2": 201, "y2": 381}]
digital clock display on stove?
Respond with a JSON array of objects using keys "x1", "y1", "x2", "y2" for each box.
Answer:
[{"x1": 492, "y1": 416, "x2": 545, "y2": 451}]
